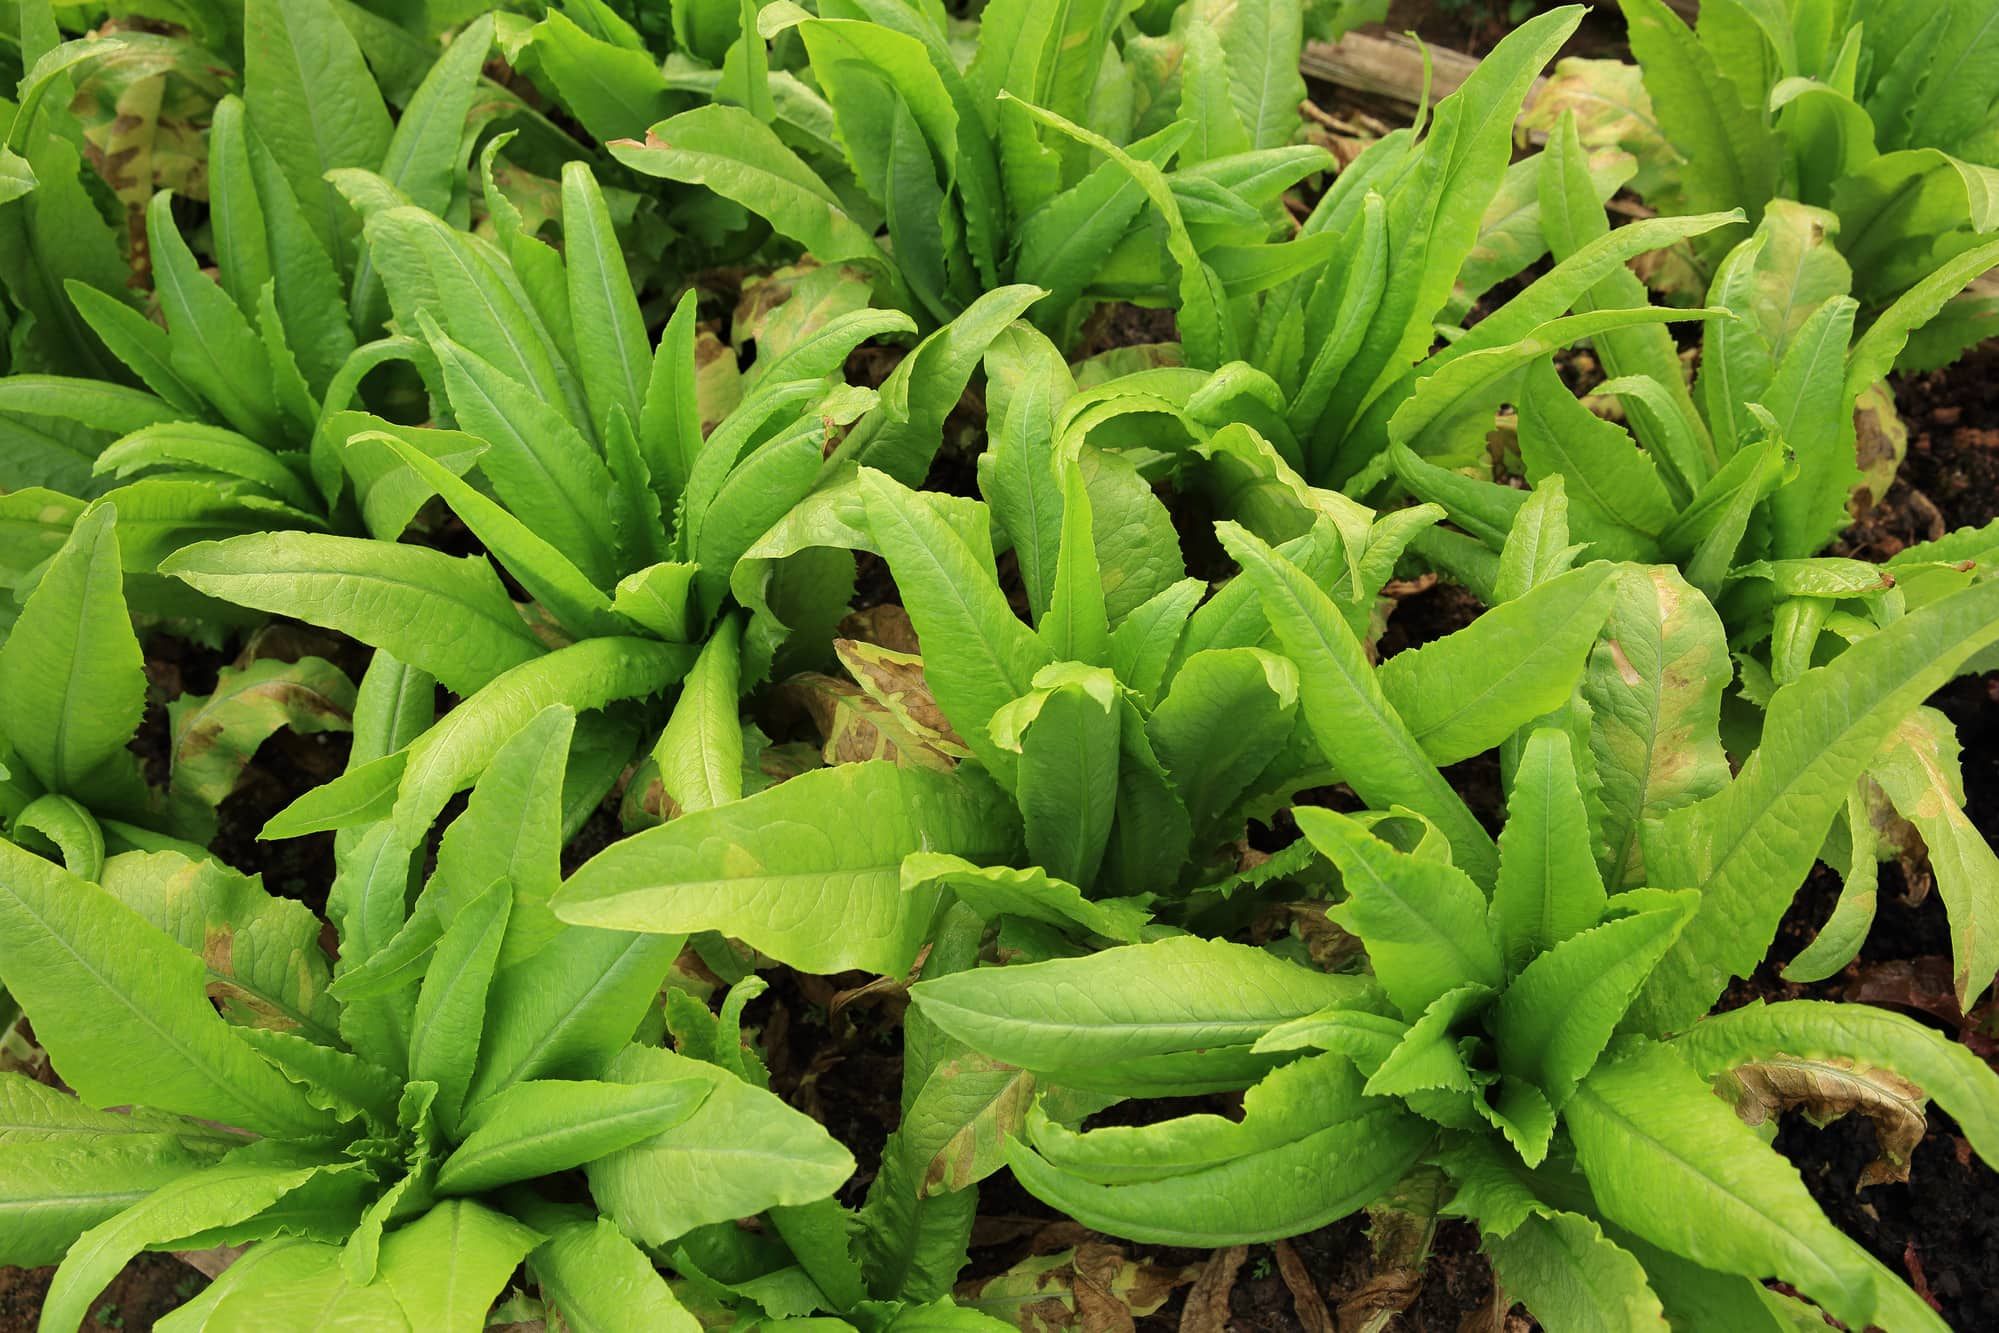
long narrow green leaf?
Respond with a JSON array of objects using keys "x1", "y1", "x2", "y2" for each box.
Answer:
[
  {"x1": 409, "y1": 878, "x2": 511, "y2": 1133},
  {"x1": 437, "y1": 1078, "x2": 709, "y2": 1195},
  {"x1": 43, "y1": 1163, "x2": 325, "y2": 1333},
  {"x1": 610, "y1": 106, "x2": 891, "y2": 273},
  {"x1": 562, "y1": 161, "x2": 651, "y2": 441},
  {"x1": 1217, "y1": 522, "x2": 1496, "y2": 883},
  {"x1": 1632, "y1": 578, "x2": 1999, "y2": 1033},
  {"x1": 1375, "y1": 564, "x2": 1619, "y2": 766},
  {"x1": 162, "y1": 532, "x2": 544, "y2": 697},
  {"x1": 0, "y1": 506, "x2": 147, "y2": 805},
  {"x1": 859, "y1": 468, "x2": 1051, "y2": 786},
  {"x1": 244, "y1": 0, "x2": 392, "y2": 268},
  {"x1": 146, "y1": 192, "x2": 284, "y2": 442}
]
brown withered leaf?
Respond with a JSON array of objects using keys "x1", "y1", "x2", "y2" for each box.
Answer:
[
  {"x1": 919, "y1": 1055, "x2": 1037, "y2": 1198},
  {"x1": 234, "y1": 622, "x2": 351, "y2": 671},
  {"x1": 1851, "y1": 382, "x2": 1909, "y2": 512},
  {"x1": 826, "y1": 971, "x2": 910, "y2": 1024},
  {"x1": 958, "y1": 1243, "x2": 1198, "y2": 1332},
  {"x1": 1335, "y1": 1168, "x2": 1446, "y2": 1330},
  {"x1": 1287, "y1": 901, "x2": 1366, "y2": 971},
  {"x1": 1717, "y1": 1056, "x2": 1929, "y2": 1187},
  {"x1": 69, "y1": 29, "x2": 228, "y2": 264},
  {"x1": 840, "y1": 603, "x2": 923, "y2": 655},
  {"x1": 1336, "y1": 1269, "x2": 1422, "y2": 1333},
  {"x1": 167, "y1": 656, "x2": 357, "y2": 809},
  {"x1": 1179, "y1": 1246, "x2": 1248, "y2": 1333},
  {"x1": 694, "y1": 330, "x2": 741, "y2": 435},
  {"x1": 1844, "y1": 956, "x2": 1981, "y2": 1041},
  {"x1": 1273, "y1": 1239, "x2": 1336, "y2": 1333},
  {"x1": 783, "y1": 672, "x2": 962, "y2": 770},
  {"x1": 176, "y1": 1245, "x2": 246, "y2": 1281},
  {"x1": 98, "y1": 853, "x2": 335, "y2": 1038},
  {"x1": 619, "y1": 765, "x2": 670, "y2": 831},
  {"x1": 733, "y1": 261, "x2": 874, "y2": 363},
  {"x1": 834, "y1": 638, "x2": 970, "y2": 752}
]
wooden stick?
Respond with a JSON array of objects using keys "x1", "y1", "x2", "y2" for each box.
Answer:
[
  {"x1": 1301, "y1": 32, "x2": 1493, "y2": 108},
  {"x1": 1300, "y1": 3, "x2": 1697, "y2": 115}
]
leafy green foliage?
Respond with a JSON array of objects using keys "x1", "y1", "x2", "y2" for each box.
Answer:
[
  {"x1": 0, "y1": 705, "x2": 947, "y2": 1331},
  {"x1": 1400, "y1": 124, "x2": 1999, "y2": 1005},
  {"x1": 0, "y1": 5, "x2": 523, "y2": 628},
  {"x1": 0, "y1": 505, "x2": 351, "y2": 867},
  {"x1": 1530, "y1": 0, "x2": 1999, "y2": 355},
  {"x1": 1, "y1": 4, "x2": 1994, "y2": 1325},
  {"x1": 605, "y1": 0, "x2": 1335, "y2": 344},
  {"x1": 912, "y1": 729, "x2": 1993, "y2": 1331},
  {"x1": 1187, "y1": 6, "x2": 1744, "y2": 487},
  {"x1": 158, "y1": 152, "x2": 954, "y2": 841}
]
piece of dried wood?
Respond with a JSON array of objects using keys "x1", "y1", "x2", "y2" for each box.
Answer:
[{"x1": 1302, "y1": 31, "x2": 1495, "y2": 108}]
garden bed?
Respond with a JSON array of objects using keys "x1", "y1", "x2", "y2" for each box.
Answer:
[
  {"x1": 12, "y1": 326, "x2": 1991, "y2": 1333},
  {"x1": 3, "y1": 2, "x2": 1997, "y2": 1330}
]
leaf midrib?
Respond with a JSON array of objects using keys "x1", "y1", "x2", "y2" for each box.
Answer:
[
  {"x1": 443, "y1": 1097, "x2": 689, "y2": 1186},
  {"x1": 0, "y1": 881, "x2": 296, "y2": 1134}
]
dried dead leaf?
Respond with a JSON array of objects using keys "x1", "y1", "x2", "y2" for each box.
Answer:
[
  {"x1": 1179, "y1": 1246, "x2": 1247, "y2": 1333},
  {"x1": 958, "y1": 1244, "x2": 1197, "y2": 1332},
  {"x1": 1335, "y1": 1172, "x2": 1445, "y2": 1331},
  {"x1": 1274, "y1": 1239, "x2": 1336, "y2": 1333},
  {"x1": 840, "y1": 603, "x2": 924, "y2": 655},
  {"x1": 781, "y1": 672, "x2": 962, "y2": 770},
  {"x1": 835, "y1": 638, "x2": 970, "y2": 751},
  {"x1": 1288, "y1": 901, "x2": 1366, "y2": 970},
  {"x1": 167, "y1": 657, "x2": 356, "y2": 808},
  {"x1": 1336, "y1": 1269, "x2": 1422, "y2": 1333},
  {"x1": 1718, "y1": 1055, "x2": 1929, "y2": 1187},
  {"x1": 1851, "y1": 382, "x2": 1909, "y2": 511}
]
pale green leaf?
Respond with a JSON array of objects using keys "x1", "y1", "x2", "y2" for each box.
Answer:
[
  {"x1": 586, "y1": 1045, "x2": 853, "y2": 1246},
  {"x1": 436, "y1": 1078, "x2": 710, "y2": 1196},
  {"x1": 554, "y1": 762, "x2": 1019, "y2": 975}
]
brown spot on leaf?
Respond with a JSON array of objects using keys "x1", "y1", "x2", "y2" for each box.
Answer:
[{"x1": 1607, "y1": 639, "x2": 1643, "y2": 687}]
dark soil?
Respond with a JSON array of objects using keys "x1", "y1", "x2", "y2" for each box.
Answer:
[
  {"x1": 1377, "y1": 0, "x2": 1631, "y2": 61},
  {"x1": 1841, "y1": 339, "x2": 1999, "y2": 559},
  {"x1": 0, "y1": 1254, "x2": 203, "y2": 1333}
]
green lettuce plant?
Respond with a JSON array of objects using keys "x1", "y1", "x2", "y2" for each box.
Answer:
[
  {"x1": 0, "y1": 686, "x2": 1002, "y2": 1331},
  {"x1": 1392, "y1": 113, "x2": 1999, "y2": 584},
  {"x1": 604, "y1": 0, "x2": 1334, "y2": 343},
  {"x1": 1393, "y1": 116, "x2": 1999, "y2": 1008},
  {"x1": 154, "y1": 158, "x2": 912, "y2": 848},
  {"x1": 4, "y1": 0, "x2": 1994, "y2": 1319},
  {"x1": 905, "y1": 560, "x2": 1999, "y2": 1328},
  {"x1": 545, "y1": 322, "x2": 1637, "y2": 967},
  {"x1": 0, "y1": 504, "x2": 354, "y2": 870},
  {"x1": 538, "y1": 333, "x2": 1644, "y2": 1301},
  {"x1": 1110, "y1": 5, "x2": 1734, "y2": 490},
  {"x1": 0, "y1": 0, "x2": 615, "y2": 615},
  {"x1": 1530, "y1": 0, "x2": 1999, "y2": 358},
  {"x1": 0, "y1": 4, "x2": 562, "y2": 628}
]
